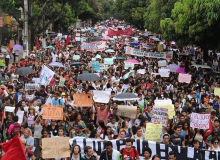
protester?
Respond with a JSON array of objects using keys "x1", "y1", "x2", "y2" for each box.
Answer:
[
  {"x1": 143, "y1": 148, "x2": 152, "y2": 160},
  {"x1": 120, "y1": 138, "x2": 139, "y2": 160},
  {"x1": 99, "y1": 141, "x2": 121, "y2": 160}
]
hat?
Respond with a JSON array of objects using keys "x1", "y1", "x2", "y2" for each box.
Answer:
[{"x1": 74, "y1": 125, "x2": 82, "y2": 129}]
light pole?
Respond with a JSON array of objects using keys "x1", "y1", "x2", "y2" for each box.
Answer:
[{"x1": 23, "y1": 0, "x2": 29, "y2": 57}]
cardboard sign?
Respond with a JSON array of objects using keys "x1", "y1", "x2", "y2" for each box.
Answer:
[
  {"x1": 25, "y1": 84, "x2": 39, "y2": 90},
  {"x1": 156, "y1": 104, "x2": 175, "y2": 119},
  {"x1": 190, "y1": 113, "x2": 210, "y2": 129},
  {"x1": 74, "y1": 93, "x2": 93, "y2": 107},
  {"x1": 145, "y1": 123, "x2": 162, "y2": 142},
  {"x1": 152, "y1": 107, "x2": 168, "y2": 127},
  {"x1": 42, "y1": 137, "x2": 70, "y2": 159},
  {"x1": 42, "y1": 105, "x2": 63, "y2": 120},
  {"x1": 214, "y1": 88, "x2": 220, "y2": 96},
  {"x1": 117, "y1": 105, "x2": 137, "y2": 119},
  {"x1": 92, "y1": 61, "x2": 100, "y2": 73},
  {"x1": 178, "y1": 73, "x2": 192, "y2": 83},
  {"x1": 158, "y1": 60, "x2": 166, "y2": 67},
  {"x1": 104, "y1": 58, "x2": 114, "y2": 65}
]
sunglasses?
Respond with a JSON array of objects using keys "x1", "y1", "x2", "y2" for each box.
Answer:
[
  {"x1": 214, "y1": 142, "x2": 219, "y2": 144},
  {"x1": 113, "y1": 108, "x2": 118, "y2": 110}
]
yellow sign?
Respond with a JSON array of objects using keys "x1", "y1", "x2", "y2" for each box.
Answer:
[
  {"x1": 145, "y1": 123, "x2": 162, "y2": 142},
  {"x1": 214, "y1": 88, "x2": 220, "y2": 96},
  {"x1": 156, "y1": 104, "x2": 175, "y2": 119}
]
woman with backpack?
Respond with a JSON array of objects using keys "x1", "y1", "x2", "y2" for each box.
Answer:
[{"x1": 7, "y1": 115, "x2": 21, "y2": 140}]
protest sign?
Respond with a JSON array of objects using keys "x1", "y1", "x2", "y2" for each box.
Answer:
[
  {"x1": 124, "y1": 62, "x2": 134, "y2": 69},
  {"x1": 59, "y1": 77, "x2": 65, "y2": 86},
  {"x1": 169, "y1": 64, "x2": 179, "y2": 72},
  {"x1": 69, "y1": 137, "x2": 220, "y2": 160},
  {"x1": 25, "y1": 84, "x2": 39, "y2": 90},
  {"x1": 92, "y1": 61, "x2": 100, "y2": 73},
  {"x1": 76, "y1": 33, "x2": 80, "y2": 37},
  {"x1": 214, "y1": 88, "x2": 220, "y2": 96},
  {"x1": 104, "y1": 58, "x2": 114, "y2": 65},
  {"x1": 145, "y1": 123, "x2": 162, "y2": 142},
  {"x1": 158, "y1": 60, "x2": 166, "y2": 67},
  {"x1": 42, "y1": 105, "x2": 63, "y2": 120},
  {"x1": 154, "y1": 99, "x2": 172, "y2": 105},
  {"x1": 117, "y1": 105, "x2": 137, "y2": 119},
  {"x1": 126, "y1": 46, "x2": 173, "y2": 59},
  {"x1": 74, "y1": 93, "x2": 93, "y2": 107},
  {"x1": 39, "y1": 65, "x2": 55, "y2": 86},
  {"x1": 152, "y1": 107, "x2": 168, "y2": 127},
  {"x1": 108, "y1": 28, "x2": 132, "y2": 36},
  {"x1": 81, "y1": 41, "x2": 106, "y2": 52},
  {"x1": 5, "y1": 106, "x2": 15, "y2": 112},
  {"x1": 100, "y1": 63, "x2": 105, "y2": 72},
  {"x1": 156, "y1": 104, "x2": 175, "y2": 119},
  {"x1": 32, "y1": 78, "x2": 40, "y2": 84},
  {"x1": 75, "y1": 37, "x2": 81, "y2": 41},
  {"x1": 26, "y1": 95, "x2": 34, "y2": 101},
  {"x1": 158, "y1": 68, "x2": 170, "y2": 77},
  {"x1": 73, "y1": 55, "x2": 80, "y2": 60},
  {"x1": 137, "y1": 69, "x2": 146, "y2": 74},
  {"x1": 190, "y1": 113, "x2": 210, "y2": 129},
  {"x1": 93, "y1": 90, "x2": 110, "y2": 103},
  {"x1": 42, "y1": 137, "x2": 70, "y2": 159},
  {"x1": 178, "y1": 73, "x2": 192, "y2": 83},
  {"x1": 177, "y1": 67, "x2": 185, "y2": 73},
  {"x1": 16, "y1": 111, "x2": 24, "y2": 124}
]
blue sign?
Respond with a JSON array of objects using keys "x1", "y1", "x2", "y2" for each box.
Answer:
[{"x1": 92, "y1": 61, "x2": 100, "y2": 73}]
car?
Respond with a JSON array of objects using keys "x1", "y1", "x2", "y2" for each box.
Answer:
[
  {"x1": 191, "y1": 64, "x2": 213, "y2": 72},
  {"x1": 207, "y1": 71, "x2": 220, "y2": 79}
]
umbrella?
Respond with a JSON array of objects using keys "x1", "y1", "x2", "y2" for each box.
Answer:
[
  {"x1": 13, "y1": 44, "x2": 23, "y2": 50},
  {"x1": 95, "y1": 54, "x2": 101, "y2": 59},
  {"x1": 130, "y1": 42, "x2": 139, "y2": 46},
  {"x1": 113, "y1": 93, "x2": 139, "y2": 101},
  {"x1": 105, "y1": 49, "x2": 115, "y2": 53},
  {"x1": 91, "y1": 36, "x2": 102, "y2": 41},
  {"x1": 123, "y1": 71, "x2": 134, "y2": 79},
  {"x1": 45, "y1": 46, "x2": 54, "y2": 49},
  {"x1": 77, "y1": 73, "x2": 101, "y2": 81},
  {"x1": 15, "y1": 67, "x2": 34, "y2": 75},
  {"x1": 70, "y1": 62, "x2": 84, "y2": 66},
  {"x1": 49, "y1": 62, "x2": 65, "y2": 68},
  {"x1": 125, "y1": 59, "x2": 140, "y2": 64},
  {"x1": 117, "y1": 57, "x2": 127, "y2": 60}
]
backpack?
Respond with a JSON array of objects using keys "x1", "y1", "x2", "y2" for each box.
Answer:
[{"x1": 12, "y1": 123, "x2": 21, "y2": 136}]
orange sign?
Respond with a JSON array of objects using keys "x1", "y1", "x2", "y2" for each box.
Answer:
[
  {"x1": 42, "y1": 105, "x2": 63, "y2": 120},
  {"x1": 74, "y1": 93, "x2": 93, "y2": 107}
]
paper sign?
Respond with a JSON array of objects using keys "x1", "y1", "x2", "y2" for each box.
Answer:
[
  {"x1": 17, "y1": 111, "x2": 24, "y2": 124},
  {"x1": 137, "y1": 69, "x2": 145, "y2": 74},
  {"x1": 100, "y1": 63, "x2": 105, "y2": 72},
  {"x1": 178, "y1": 73, "x2": 192, "y2": 83},
  {"x1": 42, "y1": 137, "x2": 70, "y2": 159},
  {"x1": 76, "y1": 33, "x2": 80, "y2": 37},
  {"x1": 158, "y1": 60, "x2": 166, "y2": 67},
  {"x1": 156, "y1": 104, "x2": 175, "y2": 119},
  {"x1": 169, "y1": 64, "x2": 179, "y2": 72},
  {"x1": 145, "y1": 123, "x2": 162, "y2": 142},
  {"x1": 74, "y1": 93, "x2": 93, "y2": 107},
  {"x1": 73, "y1": 55, "x2": 80, "y2": 60},
  {"x1": 93, "y1": 90, "x2": 110, "y2": 103},
  {"x1": 32, "y1": 78, "x2": 40, "y2": 84},
  {"x1": 42, "y1": 105, "x2": 63, "y2": 120},
  {"x1": 154, "y1": 99, "x2": 172, "y2": 105},
  {"x1": 158, "y1": 68, "x2": 170, "y2": 77},
  {"x1": 75, "y1": 37, "x2": 81, "y2": 41},
  {"x1": 177, "y1": 67, "x2": 185, "y2": 73},
  {"x1": 59, "y1": 77, "x2": 65, "y2": 86},
  {"x1": 25, "y1": 84, "x2": 39, "y2": 90},
  {"x1": 152, "y1": 107, "x2": 168, "y2": 127},
  {"x1": 214, "y1": 88, "x2": 220, "y2": 96},
  {"x1": 5, "y1": 106, "x2": 15, "y2": 112},
  {"x1": 92, "y1": 61, "x2": 100, "y2": 73},
  {"x1": 190, "y1": 113, "x2": 210, "y2": 129},
  {"x1": 124, "y1": 62, "x2": 134, "y2": 69},
  {"x1": 104, "y1": 58, "x2": 114, "y2": 65},
  {"x1": 117, "y1": 105, "x2": 137, "y2": 119},
  {"x1": 26, "y1": 95, "x2": 34, "y2": 101}
]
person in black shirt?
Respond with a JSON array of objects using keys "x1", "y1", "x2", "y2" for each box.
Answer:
[
  {"x1": 80, "y1": 107, "x2": 91, "y2": 124},
  {"x1": 100, "y1": 141, "x2": 121, "y2": 160},
  {"x1": 169, "y1": 126, "x2": 185, "y2": 147},
  {"x1": 47, "y1": 120, "x2": 59, "y2": 136}
]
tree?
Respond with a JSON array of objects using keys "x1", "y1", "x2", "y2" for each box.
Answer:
[{"x1": 160, "y1": 0, "x2": 220, "y2": 60}]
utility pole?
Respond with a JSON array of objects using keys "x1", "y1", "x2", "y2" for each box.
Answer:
[{"x1": 23, "y1": 0, "x2": 29, "y2": 57}]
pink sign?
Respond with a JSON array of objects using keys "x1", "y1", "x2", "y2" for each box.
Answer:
[
  {"x1": 178, "y1": 73, "x2": 192, "y2": 83},
  {"x1": 177, "y1": 67, "x2": 185, "y2": 73}
]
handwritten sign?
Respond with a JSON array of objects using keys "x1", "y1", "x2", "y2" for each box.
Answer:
[
  {"x1": 190, "y1": 113, "x2": 210, "y2": 129},
  {"x1": 152, "y1": 107, "x2": 168, "y2": 127},
  {"x1": 42, "y1": 137, "x2": 70, "y2": 159},
  {"x1": 158, "y1": 60, "x2": 166, "y2": 67},
  {"x1": 177, "y1": 67, "x2": 185, "y2": 73},
  {"x1": 25, "y1": 84, "x2": 39, "y2": 90},
  {"x1": 104, "y1": 58, "x2": 114, "y2": 65},
  {"x1": 42, "y1": 105, "x2": 63, "y2": 120},
  {"x1": 169, "y1": 64, "x2": 179, "y2": 72},
  {"x1": 214, "y1": 88, "x2": 220, "y2": 96},
  {"x1": 158, "y1": 68, "x2": 170, "y2": 77},
  {"x1": 117, "y1": 105, "x2": 137, "y2": 119},
  {"x1": 26, "y1": 95, "x2": 34, "y2": 101},
  {"x1": 145, "y1": 123, "x2": 162, "y2": 142},
  {"x1": 74, "y1": 93, "x2": 93, "y2": 107},
  {"x1": 92, "y1": 61, "x2": 100, "y2": 73},
  {"x1": 59, "y1": 77, "x2": 65, "y2": 86},
  {"x1": 156, "y1": 104, "x2": 175, "y2": 119},
  {"x1": 178, "y1": 73, "x2": 192, "y2": 83}
]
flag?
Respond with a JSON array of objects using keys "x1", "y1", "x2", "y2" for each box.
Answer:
[
  {"x1": 65, "y1": 35, "x2": 70, "y2": 46},
  {"x1": 57, "y1": 39, "x2": 61, "y2": 50},
  {"x1": 138, "y1": 104, "x2": 144, "y2": 113},
  {"x1": 204, "y1": 118, "x2": 213, "y2": 141},
  {"x1": 2, "y1": 136, "x2": 26, "y2": 160},
  {"x1": 144, "y1": 99, "x2": 148, "y2": 105},
  {"x1": 35, "y1": 38, "x2": 39, "y2": 50}
]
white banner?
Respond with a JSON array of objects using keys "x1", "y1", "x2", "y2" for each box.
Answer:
[
  {"x1": 39, "y1": 65, "x2": 55, "y2": 86},
  {"x1": 126, "y1": 46, "x2": 173, "y2": 59},
  {"x1": 25, "y1": 84, "x2": 39, "y2": 90}
]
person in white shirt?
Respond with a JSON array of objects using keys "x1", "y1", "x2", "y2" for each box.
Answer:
[
  {"x1": 107, "y1": 116, "x2": 119, "y2": 139},
  {"x1": 132, "y1": 127, "x2": 145, "y2": 140}
]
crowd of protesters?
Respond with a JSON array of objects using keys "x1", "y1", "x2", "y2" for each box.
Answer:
[{"x1": 0, "y1": 19, "x2": 219, "y2": 160}]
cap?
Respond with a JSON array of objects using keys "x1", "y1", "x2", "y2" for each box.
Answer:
[{"x1": 74, "y1": 125, "x2": 82, "y2": 129}]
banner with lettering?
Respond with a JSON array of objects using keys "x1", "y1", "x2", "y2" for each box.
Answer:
[
  {"x1": 81, "y1": 41, "x2": 106, "y2": 51},
  {"x1": 190, "y1": 113, "x2": 210, "y2": 129},
  {"x1": 42, "y1": 105, "x2": 63, "y2": 120},
  {"x1": 69, "y1": 137, "x2": 220, "y2": 160},
  {"x1": 108, "y1": 28, "x2": 132, "y2": 36},
  {"x1": 126, "y1": 46, "x2": 173, "y2": 59}
]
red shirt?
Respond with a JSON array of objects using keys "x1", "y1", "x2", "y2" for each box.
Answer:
[{"x1": 120, "y1": 148, "x2": 139, "y2": 160}]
